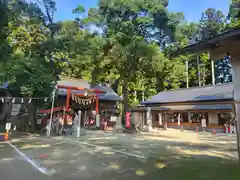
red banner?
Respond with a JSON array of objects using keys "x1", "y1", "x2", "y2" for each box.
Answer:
[{"x1": 126, "y1": 112, "x2": 131, "y2": 129}]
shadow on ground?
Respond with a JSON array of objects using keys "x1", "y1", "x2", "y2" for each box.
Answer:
[{"x1": 9, "y1": 132, "x2": 240, "y2": 180}]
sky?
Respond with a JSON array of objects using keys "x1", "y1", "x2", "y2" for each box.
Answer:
[{"x1": 52, "y1": 0, "x2": 231, "y2": 22}]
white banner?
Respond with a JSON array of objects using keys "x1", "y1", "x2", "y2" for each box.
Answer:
[{"x1": 5, "y1": 123, "x2": 11, "y2": 131}]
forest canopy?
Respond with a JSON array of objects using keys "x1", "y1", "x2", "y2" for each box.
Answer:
[{"x1": 0, "y1": 0, "x2": 239, "y2": 109}]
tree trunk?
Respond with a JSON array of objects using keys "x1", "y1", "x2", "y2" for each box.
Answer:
[
  {"x1": 28, "y1": 103, "x2": 37, "y2": 133},
  {"x1": 91, "y1": 48, "x2": 98, "y2": 86},
  {"x1": 122, "y1": 79, "x2": 129, "y2": 113},
  {"x1": 122, "y1": 78, "x2": 129, "y2": 126},
  {"x1": 112, "y1": 78, "x2": 119, "y2": 94},
  {"x1": 156, "y1": 73, "x2": 163, "y2": 93}
]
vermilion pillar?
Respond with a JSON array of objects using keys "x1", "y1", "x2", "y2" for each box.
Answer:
[
  {"x1": 95, "y1": 95, "x2": 99, "y2": 114},
  {"x1": 66, "y1": 88, "x2": 71, "y2": 111}
]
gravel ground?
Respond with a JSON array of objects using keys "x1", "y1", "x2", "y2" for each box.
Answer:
[
  {"x1": 1, "y1": 129, "x2": 239, "y2": 180},
  {"x1": 0, "y1": 142, "x2": 51, "y2": 180}
]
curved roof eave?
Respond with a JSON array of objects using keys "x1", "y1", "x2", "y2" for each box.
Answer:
[{"x1": 183, "y1": 28, "x2": 240, "y2": 53}]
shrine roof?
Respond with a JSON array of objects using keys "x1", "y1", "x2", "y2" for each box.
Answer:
[
  {"x1": 183, "y1": 27, "x2": 240, "y2": 53},
  {"x1": 57, "y1": 79, "x2": 122, "y2": 101},
  {"x1": 142, "y1": 83, "x2": 233, "y2": 105},
  {"x1": 91, "y1": 84, "x2": 123, "y2": 101}
]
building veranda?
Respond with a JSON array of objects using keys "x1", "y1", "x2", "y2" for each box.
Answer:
[{"x1": 132, "y1": 83, "x2": 234, "y2": 133}]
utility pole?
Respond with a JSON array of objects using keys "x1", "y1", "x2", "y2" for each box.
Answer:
[
  {"x1": 186, "y1": 60, "x2": 189, "y2": 88},
  {"x1": 197, "y1": 52, "x2": 201, "y2": 86},
  {"x1": 47, "y1": 85, "x2": 57, "y2": 136}
]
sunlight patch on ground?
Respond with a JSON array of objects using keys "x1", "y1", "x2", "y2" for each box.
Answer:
[
  {"x1": 142, "y1": 129, "x2": 236, "y2": 145},
  {"x1": 55, "y1": 142, "x2": 64, "y2": 145},
  {"x1": 155, "y1": 162, "x2": 167, "y2": 169},
  {"x1": 78, "y1": 165, "x2": 86, "y2": 171},
  {"x1": 173, "y1": 146, "x2": 233, "y2": 159},
  {"x1": 172, "y1": 155, "x2": 181, "y2": 160},
  {"x1": 96, "y1": 141, "x2": 106, "y2": 144},
  {"x1": 88, "y1": 137, "x2": 117, "y2": 140},
  {"x1": 108, "y1": 162, "x2": 120, "y2": 170},
  {"x1": 52, "y1": 149, "x2": 64, "y2": 157},
  {"x1": 133, "y1": 150, "x2": 141, "y2": 154},
  {"x1": 142, "y1": 135, "x2": 177, "y2": 141},
  {"x1": 10, "y1": 139, "x2": 21, "y2": 143},
  {"x1": 69, "y1": 159, "x2": 78, "y2": 164},
  {"x1": 20, "y1": 144, "x2": 50, "y2": 149},
  {"x1": 132, "y1": 144, "x2": 140, "y2": 148},
  {"x1": 102, "y1": 150, "x2": 115, "y2": 155},
  {"x1": 43, "y1": 160, "x2": 61, "y2": 165},
  {"x1": 135, "y1": 169, "x2": 146, "y2": 176},
  {"x1": 27, "y1": 136, "x2": 37, "y2": 140},
  {"x1": 132, "y1": 137, "x2": 145, "y2": 141},
  {"x1": 0, "y1": 157, "x2": 14, "y2": 162}
]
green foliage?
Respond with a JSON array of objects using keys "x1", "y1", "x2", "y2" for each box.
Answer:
[
  {"x1": 0, "y1": 0, "x2": 236, "y2": 117},
  {"x1": 199, "y1": 8, "x2": 225, "y2": 39},
  {"x1": 228, "y1": 0, "x2": 240, "y2": 28}
]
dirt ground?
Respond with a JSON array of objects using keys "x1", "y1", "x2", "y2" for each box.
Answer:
[{"x1": 2, "y1": 129, "x2": 240, "y2": 180}]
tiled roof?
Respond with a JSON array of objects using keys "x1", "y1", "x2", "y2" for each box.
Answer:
[
  {"x1": 91, "y1": 84, "x2": 123, "y2": 101},
  {"x1": 57, "y1": 79, "x2": 90, "y2": 89},
  {"x1": 142, "y1": 83, "x2": 233, "y2": 105},
  {"x1": 56, "y1": 79, "x2": 122, "y2": 101},
  {"x1": 183, "y1": 27, "x2": 240, "y2": 53}
]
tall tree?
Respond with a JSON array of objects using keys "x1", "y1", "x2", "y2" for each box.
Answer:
[
  {"x1": 228, "y1": 0, "x2": 240, "y2": 28},
  {"x1": 0, "y1": 0, "x2": 60, "y2": 131},
  {"x1": 84, "y1": 0, "x2": 174, "y2": 114},
  {"x1": 199, "y1": 8, "x2": 225, "y2": 39}
]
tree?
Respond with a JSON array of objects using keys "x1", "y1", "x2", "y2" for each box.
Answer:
[
  {"x1": 199, "y1": 8, "x2": 225, "y2": 39},
  {"x1": 84, "y1": 0, "x2": 172, "y2": 114},
  {"x1": 0, "y1": 0, "x2": 12, "y2": 62},
  {"x1": 228, "y1": 0, "x2": 240, "y2": 28},
  {"x1": 0, "y1": 0, "x2": 60, "y2": 131}
]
